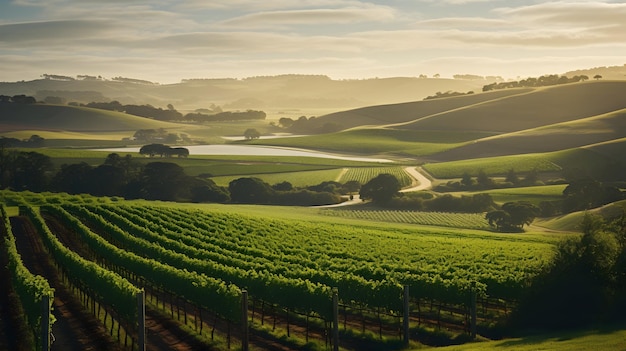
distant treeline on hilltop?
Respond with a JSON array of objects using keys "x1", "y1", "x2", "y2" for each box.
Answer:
[{"x1": 482, "y1": 74, "x2": 596, "y2": 91}]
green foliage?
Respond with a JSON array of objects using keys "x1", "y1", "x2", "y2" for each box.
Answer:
[
  {"x1": 21, "y1": 205, "x2": 140, "y2": 324},
  {"x1": 1, "y1": 205, "x2": 54, "y2": 349},
  {"x1": 360, "y1": 173, "x2": 401, "y2": 203},
  {"x1": 510, "y1": 212, "x2": 626, "y2": 330},
  {"x1": 486, "y1": 201, "x2": 540, "y2": 232}
]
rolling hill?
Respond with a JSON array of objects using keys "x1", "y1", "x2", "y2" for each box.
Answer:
[
  {"x1": 263, "y1": 81, "x2": 626, "y2": 162},
  {"x1": 0, "y1": 103, "x2": 185, "y2": 133}
]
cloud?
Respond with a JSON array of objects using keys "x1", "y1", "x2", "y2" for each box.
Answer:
[
  {"x1": 0, "y1": 20, "x2": 112, "y2": 45},
  {"x1": 415, "y1": 17, "x2": 507, "y2": 28},
  {"x1": 217, "y1": 6, "x2": 396, "y2": 28}
]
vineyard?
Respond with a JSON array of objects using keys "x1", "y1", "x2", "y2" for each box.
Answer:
[
  {"x1": 338, "y1": 167, "x2": 414, "y2": 188},
  {"x1": 0, "y1": 190, "x2": 562, "y2": 350},
  {"x1": 320, "y1": 209, "x2": 491, "y2": 230}
]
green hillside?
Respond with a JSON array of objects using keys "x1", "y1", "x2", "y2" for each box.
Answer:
[
  {"x1": 255, "y1": 81, "x2": 626, "y2": 160},
  {"x1": 0, "y1": 103, "x2": 183, "y2": 132},
  {"x1": 308, "y1": 88, "x2": 531, "y2": 131},
  {"x1": 400, "y1": 81, "x2": 626, "y2": 134},
  {"x1": 428, "y1": 107, "x2": 626, "y2": 161}
]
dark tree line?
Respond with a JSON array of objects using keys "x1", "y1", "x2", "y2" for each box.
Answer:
[
  {"x1": 0, "y1": 94, "x2": 37, "y2": 104},
  {"x1": 276, "y1": 116, "x2": 343, "y2": 134},
  {"x1": 0, "y1": 149, "x2": 228, "y2": 203},
  {"x1": 0, "y1": 135, "x2": 45, "y2": 148},
  {"x1": 184, "y1": 110, "x2": 266, "y2": 122},
  {"x1": 0, "y1": 147, "x2": 356, "y2": 206},
  {"x1": 228, "y1": 177, "x2": 354, "y2": 206},
  {"x1": 84, "y1": 101, "x2": 183, "y2": 121},
  {"x1": 482, "y1": 74, "x2": 590, "y2": 92}
]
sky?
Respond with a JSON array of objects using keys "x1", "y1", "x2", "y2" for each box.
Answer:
[{"x1": 0, "y1": 0, "x2": 625, "y2": 83}]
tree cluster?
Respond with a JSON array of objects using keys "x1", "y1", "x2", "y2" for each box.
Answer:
[
  {"x1": 0, "y1": 94, "x2": 37, "y2": 104},
  {"x1": 423, "y1": 90, "x2": 474, "y2": 100},
  {"x1": 0, "y1": 147, "x2": 357, "y2": 206},
  {"x1": 0, "y1": 135, "x2": 45, "y2": 148},
  {"x1": 510, "y1": 213, "x2": 626, "y2": 330},
  {"x1": 486, "y1": 201, "x2": 540, "y2": 232},
  {"x1": 184, "y1": 110, "x2": 266, "y2": 122},
  {"x1": 228, "y1": 178, "x2": 356, "y2": 206},
  {"x1": 435, "y1": 169, "x2": 541, "y2": 192},
  {"x1": 139, "y1": 144, "x2": 189, "y2": 158},
  {"x1": 132, "y1": 129, "x2": 188, "y2": 143},
  {"x1": 359, "y1": 173, "x2": 497, "y2": 213},
  {"x1": 482, "y1": 74, "x2": 590, "y2": 92},
  {"x1": 0, "y1": 148, "x2": 228, "y2": 203},
  {"x1": 277, "y1": 116, "x2": 343, "y2": 134},
  {"x1": 84, "y1": 101, "x2": 183, "y2": 121}
]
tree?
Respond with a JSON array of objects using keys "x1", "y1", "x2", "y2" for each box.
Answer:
[
  {"x1": 486, "y1": 201, "x2": 540, "y2": 232},
  {"x1": 593, "y1": 74, "x2": 603, "y2": 80},
  {"x1": 279, "y1": 117, "x2": 294, "y2": 128},
  {"x1": 486, "y1": 210, "x2": 510, "y2": 231},
  {"x1": 244, "y1": 128, "x2": 261, "y2": 140},
  {"x1": 505, "y1": 168, "x2": 519, "y2": 184},
  {"x1": 359, "y1": 173, "x2": 401, "y2": 204},
  {"x1": 11, "y1": 151, "x2": 54, "y2": 191},
  {"x1": 502, "y1": 201, "x2": 540, "y2": 230},
  {"x1": 138, "y1": 162, "x2": 190, "y2": 201},
  {"x1": 139, "y1": 143, "x2": 170, "y2": 157},
  {"x1": 510, "y1": 213, "x2": 626, "y2": 330},
  {"x1": 476, "y1": 170, "x2": 494, "y2": 189},
  {"x1": 229, "y1": 177, "x2": 274, "y2": 203},
  {"x1": 461, "y1": 172, "x2": 474, "y2": 188}
]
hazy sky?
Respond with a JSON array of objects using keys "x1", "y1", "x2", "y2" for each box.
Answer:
[{"x1": 1, "y1": 0, "x2": 624, "y2": 83}]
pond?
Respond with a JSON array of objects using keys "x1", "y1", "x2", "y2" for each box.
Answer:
[{"x1": 97, "y1": 144, "x2": 393, "y2": 163}]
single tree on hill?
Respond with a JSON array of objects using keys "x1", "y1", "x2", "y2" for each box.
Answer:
[{"x1": 594, "y1": 74, "x2": 603, "y2": 80}]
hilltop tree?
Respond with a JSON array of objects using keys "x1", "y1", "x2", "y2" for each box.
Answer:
[{"x1": 594, "y1": 74, "x2": 603, "y2": 80}]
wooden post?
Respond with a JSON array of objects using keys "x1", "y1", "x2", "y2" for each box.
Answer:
[
  {"x1": 241, "y1": 290, "x2": 249, "y2": 351},
  {"x1": 137, "y1": 291, "x2": 146, "y2": 351},
  {"x1": 332, "y1": 288, "x2": 339, "y2": 351},
  {"x1": 41, "y1": 294, "x2": 51, "y2": 351},
  {"x1": 470, "y1": 283, "x2": 477, "y2": 340},
  {"x1": 403, "y1": 285, "x2": 410, "y2": 346}
]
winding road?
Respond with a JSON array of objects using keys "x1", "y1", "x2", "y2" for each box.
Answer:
[{"x1": 319, "y1": 166, "x2": 432, "y2": 208}]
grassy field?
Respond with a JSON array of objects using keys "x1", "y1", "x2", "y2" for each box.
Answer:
[{"x1": 247, "y1": 128, "x2": 465, "y2": 156}]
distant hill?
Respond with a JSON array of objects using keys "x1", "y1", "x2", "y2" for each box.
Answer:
[
  {"x1": 262, "y1": 81, "x2": 626, "y2": 163},
  {"x1": 564, "y1": 64, "x2": 626, "y2": 80},
  {"x1": 0, "y1": 103, "x2": 182, "y2": 133},
  {"x1": 0, "y1": 75, "x2": 496, "y2": 116}
]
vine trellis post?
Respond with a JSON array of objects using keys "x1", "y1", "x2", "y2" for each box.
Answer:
[
  {"x1": 332, "y1": 288, "x2": 339, "y2": 351},
  {"x1": 241, "y1": 290, "x2": 249, "y2": 351},
  {"x1": 403, "y1": 285, "x2": 410, "y2": 346},
  {"x1": 137, "y1": 291, "x2": 146, "y2": 351}
]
